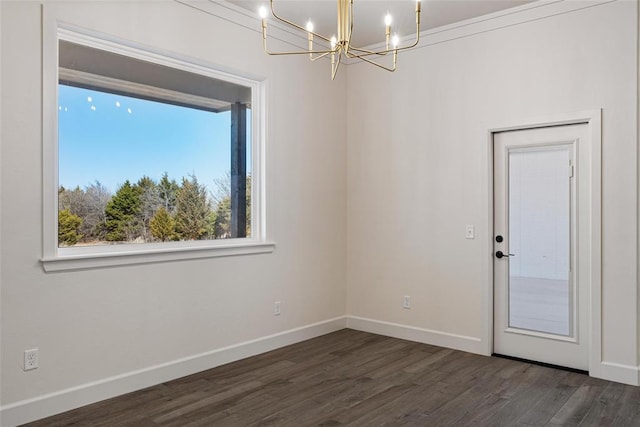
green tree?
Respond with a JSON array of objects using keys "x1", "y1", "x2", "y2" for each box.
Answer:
[
  {"x1": 58, "y1": 209, "x2": 83, "y2": 246},
  {"x1": 150, "y1": 207, "x2": 177, "y2": 242},
  {"x1": 211, "y1": 173, "x2": 252, "y2": 238},
  {"x1": 158, "y1": 172, "x2": 179, "y2": 214},
  {"x1": 213, "y1": 196, "x2": 231, "y2": 238},
  {"x1": 137, "y1": 176, "x2": 161, "y2": 242},
  {"x1": 105, "y1": 180, "x2": 143, "y2": 242},
  {"x1": 175, "y1": 175, "x2": 210, "y2": 240}
]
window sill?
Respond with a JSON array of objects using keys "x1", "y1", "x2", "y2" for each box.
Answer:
[{"x1": 41, "y1": 241, "x2": 276, "y2": 272}]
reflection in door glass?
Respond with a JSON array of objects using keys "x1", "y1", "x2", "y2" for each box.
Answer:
[{"x1": 508, "y1": 147, "x2": 571, "y2": 336}]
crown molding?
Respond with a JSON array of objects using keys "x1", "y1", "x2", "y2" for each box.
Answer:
[{"x1": 176, "y1": 0, "x2": 617, "y2": 68}]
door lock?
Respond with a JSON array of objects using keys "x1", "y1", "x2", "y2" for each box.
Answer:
[{"x1": 495, "y1": 251, "x2": 515, "y2": 259}]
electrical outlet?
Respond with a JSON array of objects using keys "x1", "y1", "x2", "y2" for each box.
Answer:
[
  {"x1": 274, "y1": 301, "x2": 281, "y2": 316},
  {"x1": 403, "y1": 295, "x2": 411, "y2": 309},
  {"x1": 24, "y1": 348, "x2": 38, "y2": 371}
]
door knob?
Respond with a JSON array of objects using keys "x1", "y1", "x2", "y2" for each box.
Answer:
[{"x1": 495, "y1": 251, "x2": 515, "y2": 259}]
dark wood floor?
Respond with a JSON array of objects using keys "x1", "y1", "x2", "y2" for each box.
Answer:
[{"x1": 24, "y1": 329, "x2": 640, "y2": 426}]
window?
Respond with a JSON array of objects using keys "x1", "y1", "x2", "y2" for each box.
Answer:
[{"x1": 42, "y1": 30, "x2": 271, "y2": 271}]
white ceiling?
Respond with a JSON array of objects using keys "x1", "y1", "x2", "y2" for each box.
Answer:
[{"x1": 228, "y1": 0, "x2": 535, "y2": 46}]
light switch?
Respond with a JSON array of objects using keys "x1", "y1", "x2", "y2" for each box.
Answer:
[{"x1": 465, "y1": 225, "x2": 475, "y2": 239}]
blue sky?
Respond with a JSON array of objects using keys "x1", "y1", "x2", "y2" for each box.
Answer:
[{"x1": 58, "y1": 84, "x2": 251, "y2": 195}]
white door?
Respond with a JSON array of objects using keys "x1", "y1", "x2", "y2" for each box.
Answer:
[{"x1": 493, "y1": 124, "x2": 589, "y2": 371}]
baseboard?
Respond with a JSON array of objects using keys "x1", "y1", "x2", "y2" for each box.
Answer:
[
  {"x1": 346, "y1": 315, "x2": 640, "y2": 386},
  {"x1": 0, "y1": 316, "x2": 347, "y2": 427},
  {"x1": 592, "y1": 361, "x2": 640, "y2": 386},
  {"x1": 5, "y1": 316, "x2": 636, "y2": 426},
  {"x1": 346, "y1": 316, "x2": 485, "y2": 355}
]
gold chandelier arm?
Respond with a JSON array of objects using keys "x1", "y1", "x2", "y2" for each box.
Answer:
[
  {"x1": 268, "y1": 0, "x2": 332, "y2": 43},
  {"x1": 264, "y1": 47, "x2": 336, "y2": 56},
  {"x1": 262, "y1": 24, "x2": 335, "y2": 56},
  {"x1": 331, "y1": 47, "x2": 343, "y2": 80},
  {"x1": 393, "y1": 27, "x2": 421, "y2": 52},
  {"x1": 345, "y1": 45, "x2": 383, "y2": 56},
  {"x1": 310, "y1": 52, "x2": 331, "y2": 61},
  {"x1": 352, "y1": 49, "x2": 397, "y2": 72},
  {"x1": 345, "y1": 1, "x2": 421, "y2": 59},
  {"x1": 346, "y1": 22, "x2": 421, "y2": 59}
]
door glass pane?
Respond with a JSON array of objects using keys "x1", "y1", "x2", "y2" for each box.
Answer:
[{"x1": 508, "y1": 147, "x2": 571, "y2": 336}]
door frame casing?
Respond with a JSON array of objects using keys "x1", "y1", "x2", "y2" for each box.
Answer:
[{"x1": 484, "y1": 110, "x2": 602, "y2": 377}]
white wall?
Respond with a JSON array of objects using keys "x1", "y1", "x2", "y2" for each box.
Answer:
[
  {"x1": 346, "y1": 0, "x2": 638, "y2": 375},
  {"x1": 0, "y1": 1, "x2": 347, "y2": 423}
]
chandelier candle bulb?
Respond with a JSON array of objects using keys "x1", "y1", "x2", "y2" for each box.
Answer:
[
  {"x1": 259, "y1": 6, "x2": 268, "y2": 42},
  {"x1": 385, "y1": 14, "x2": 392, "y2": 49},
  {"x1": 306, "y1": 21, "x2": 314, "y2": 58},
  {"x1": 259, "y1": 6, "x2": 268, "y2": 21}
]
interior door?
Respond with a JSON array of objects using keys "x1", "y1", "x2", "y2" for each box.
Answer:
[{"x1": 493, "y1": 124, "x2": 589, "y2": 371}]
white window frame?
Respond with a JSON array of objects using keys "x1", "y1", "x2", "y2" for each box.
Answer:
[{"x1": 42, "y1": 26, "x2": 273, "y2": 272}]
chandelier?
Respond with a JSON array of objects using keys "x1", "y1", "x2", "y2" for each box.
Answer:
[{"x1": 259, "y1": 0, "x2": 422, "y2": 80}]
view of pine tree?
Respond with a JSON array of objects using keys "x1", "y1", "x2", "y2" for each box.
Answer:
[
  {"x1": 57, "y1": 172, "x2": 250, "y2": 246},
  {"x1": 137, "y1": 176, "x2": 162, "y2": 242},
  {"x1": 58, "y1": 209, "x2": 83, "y2": 246},
  {"x1": 213, "y1": 197, "x2": 231, "y2": 238},
  {"x1": 204, "y1": 210, "x2": 218, "y2": 240},
  {"x1": 150, "y1": 207, "x2": 177, "y2": 242},
  {"x1": 158, "y1": 172, "x2": 179, "y2": 214},
  {"x1": 105, "y1": 180, "x2": 143, "y2": 242},
  {"x1": 175, "y1": 175, "x2": 210, "y2": 240}
]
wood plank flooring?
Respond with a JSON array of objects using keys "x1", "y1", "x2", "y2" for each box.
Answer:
[{"x1": 23, "y1": 329, "x2": 640, "y2": 426}]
